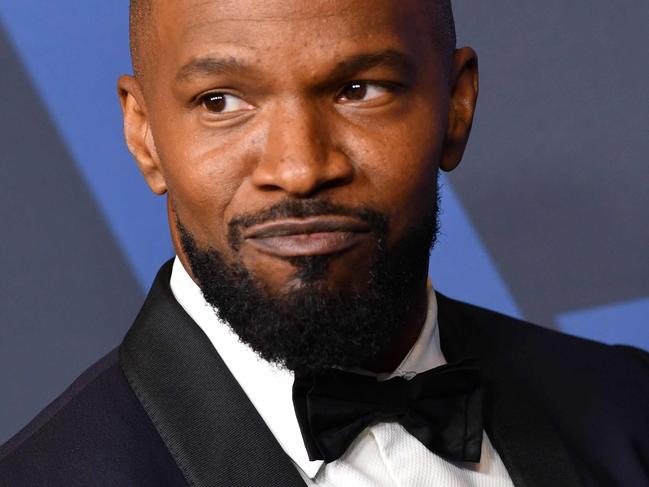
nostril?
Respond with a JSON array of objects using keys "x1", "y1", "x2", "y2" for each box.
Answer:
[{"x1": 252, "y1": 150, "x2": 355, "y2": 197}]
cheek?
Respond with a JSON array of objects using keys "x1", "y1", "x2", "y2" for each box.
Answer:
[
  {"x1": 155, "y1": 119, "x2": 260, "y2": 251},
  {"x1": 341, "y1": 107, "x2": 444, "y2": 244}
]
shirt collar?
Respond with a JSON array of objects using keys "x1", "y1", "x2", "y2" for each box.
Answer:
[{"x1": 169, "y1": 256, "x2": 445, "y2": 478}]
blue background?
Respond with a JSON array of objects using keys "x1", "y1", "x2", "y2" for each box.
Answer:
[{"x1": 1, "y1": 1, "x2": 647, "y2": 444}]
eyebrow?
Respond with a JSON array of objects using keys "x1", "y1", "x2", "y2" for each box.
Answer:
[
  {"x1": 328, "y1": 49, "x2": 418, "y2": 82},
  {"x1": 175, "y1": 56, "x2": 252, "y2": 82},
  {"x1": 175, "y1": 49, "x2": 418, "y2": 84}
]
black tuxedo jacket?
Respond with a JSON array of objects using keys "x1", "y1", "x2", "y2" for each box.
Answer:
[{"x1": 1, "y1": 260, "x2": 648, "y2": 487}]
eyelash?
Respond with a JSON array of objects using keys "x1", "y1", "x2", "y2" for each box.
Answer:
[
  {"x1": 194, "y1": 80, "x2": 404, "y2": 113},
  {"x1": 337, "y1": 80, "x2": 402, "y2": 99},
  {"x1": 196, "y1": 91, "x2": 248, "y2": 111}
]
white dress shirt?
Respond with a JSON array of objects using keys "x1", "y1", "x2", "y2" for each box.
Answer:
[{"x1": 170, "y1": 257, "x2": 515, "y2": 486}]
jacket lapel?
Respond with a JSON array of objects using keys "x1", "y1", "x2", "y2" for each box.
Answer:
[
  {"x1": 437, "y1": 293, "x2": 584, "y2": 487},
  {"x1": 119, "y1": 260, "x2": 306, "y2": 487},
  {"x1": 119, "y1": 259, "x2": 584, "y2": 487}
]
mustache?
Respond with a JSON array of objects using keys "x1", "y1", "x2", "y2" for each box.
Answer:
[{"x1": 227, "y1": 199, "x2": 388, "y2": 250}]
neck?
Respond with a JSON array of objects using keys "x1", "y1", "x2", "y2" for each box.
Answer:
[{"x1": 362, "y1": 279, "x2": 430, "y2": 374}]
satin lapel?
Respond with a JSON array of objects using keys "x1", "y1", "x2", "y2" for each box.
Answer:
[
  {"x1": 119, "y1": 261, "x2": 306, "y2": 487},
  {"x1": 436, "y1": 293, "x2": 583, "y2": 487}
]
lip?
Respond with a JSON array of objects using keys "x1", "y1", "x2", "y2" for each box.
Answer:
[{"x1": 242, "y1": 216, "x2": 371, "y2": 257}]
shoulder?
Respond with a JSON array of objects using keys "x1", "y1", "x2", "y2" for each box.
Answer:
[
  {"x1": 440, "y1": 295, "x2": 649, "y2": 483},
  {"x1": 437, "y1": 292, "x2": 649, "y2": 422},
  {"x1": 439, "y1": 293, "x2": 649, "y2": 472},
  {"x1": 438, "y1": 292, "x2": 649, "y2": 378},
  {"x1": 0, "y1": 349, "x2": 187, "y2": 487}
]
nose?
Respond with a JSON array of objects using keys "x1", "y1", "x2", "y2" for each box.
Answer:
[{"x1": 251, "y1": 100, "x2": 354, "y2": 197}]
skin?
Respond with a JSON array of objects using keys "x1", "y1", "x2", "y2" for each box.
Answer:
[{"x1": 118, "y1": 0, "x2": 478, "y2": 372}]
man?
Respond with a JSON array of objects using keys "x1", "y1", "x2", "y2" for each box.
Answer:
[{"x1": 1, "y1": 0, "x2": 648, "y2": 486}]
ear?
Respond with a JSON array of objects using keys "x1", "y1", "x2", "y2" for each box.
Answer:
[
  {"x1": 117, "y1": 75, "x2": 167, "y2": 195},
  {"x1": 440, "y1": 47, "x2": 479, "y2": 172}
]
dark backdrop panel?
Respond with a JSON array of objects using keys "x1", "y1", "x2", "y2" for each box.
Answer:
[
  {"x1": 451, "y1": 0, "x2": 649, "y2": 326},
  {"x1": 0, "y1": 25, "x2": 143, "y2": 444}
]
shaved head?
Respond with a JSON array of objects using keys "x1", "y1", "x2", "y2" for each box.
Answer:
[
  {"x1": 129, "y1": 0, "x2": 457, "y2": 80},
  {"x1": 129, "y1": 0, "x2": 152, "y2": 79}
]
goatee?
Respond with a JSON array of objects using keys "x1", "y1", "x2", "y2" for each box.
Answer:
[{"x1": 177, "y1": 192, "x2": 439, "y2": 374}]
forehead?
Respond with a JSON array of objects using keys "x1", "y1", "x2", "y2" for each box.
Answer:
[{"x1": 150, "y1": 0, "x2": 436, "y2": 77}]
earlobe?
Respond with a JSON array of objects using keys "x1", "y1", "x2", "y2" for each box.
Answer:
[
  {"x1": 117, "y1": 75, "x2": 167, "y2": 195},
  {"x1": 440, "y1": 47, "x2": 479, "y2": 172}
]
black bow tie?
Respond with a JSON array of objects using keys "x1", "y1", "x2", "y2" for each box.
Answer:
[{"x1": 292, "y1": 361, "x2": 484, "y2": 464}]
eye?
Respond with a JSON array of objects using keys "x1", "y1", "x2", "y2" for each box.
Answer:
[
  {"x1": 199, "y1": 92, "x2": 253, "y2": 114},
  {"x1": 338, "y1": 82, "x2": 390, "y2": 104}
]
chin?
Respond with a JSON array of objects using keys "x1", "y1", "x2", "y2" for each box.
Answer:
[
  {"x1": 243, "y1": 245, "x2": 379, "y2": 295},
  {"x1": 264, "y1": 262, "x2": 375, "y2": 297}
]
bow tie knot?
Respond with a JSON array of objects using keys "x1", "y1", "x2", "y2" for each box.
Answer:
[
  {"x1": 293, "y1": 361, "x2": 484, "y2": 464},
  {"x1": 377, "y1": 403, "x2": 408, "y2": 419}
]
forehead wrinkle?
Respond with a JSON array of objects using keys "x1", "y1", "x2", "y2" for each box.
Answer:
[
  {"x1": 177, "y1": 13, "x2": 379, "y2": 38},
  {"x1": 172, "y1": 10, "x2": 399, "y2": 62},
  {"x1": 169, "y1": 0, "x2": 389, "y2": 45},
  {"x1": 132, "y1": 0, "x2": 456, "y2": 75},
  {"x1": 172, "y1": 12, "x2": 401, "y2": 69},
  {"x1": 139, "y1": 0, "x2": 454, "y2": 87},
  {"x1": 174, "y1": 0, "x2": 363, "y2": 23},
  {"x1": 184, "y1": 12, "x2": 356, "y2": 23}
]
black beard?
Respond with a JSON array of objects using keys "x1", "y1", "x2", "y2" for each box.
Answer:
[{"x1": 177, "y1": 194, "x2": 439, "y2": 374}]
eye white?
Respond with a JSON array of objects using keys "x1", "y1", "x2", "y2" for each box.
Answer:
[
  {"x1": 203, "y1": 93, "x2": 253, "y2": 113},
  {"x1": 362, "y1": 84, "x2": 389, "y2": 101},
  {"x1": 340, "y1": 82, "x2": 390, "y2": 103}
]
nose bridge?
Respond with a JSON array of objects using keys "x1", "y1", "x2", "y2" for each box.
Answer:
[
  {"x1": 269, "y1": 97, "x2": 326, "y2": 167},
  {"x1": 252, "y1": 97, "x2": 352, "y2": 196}
]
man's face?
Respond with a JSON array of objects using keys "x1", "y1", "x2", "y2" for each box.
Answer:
[{"x1": 120, "y1": 0, "x2": 477, "y2": 370}]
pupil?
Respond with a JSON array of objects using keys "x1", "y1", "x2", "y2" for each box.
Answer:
[
  {"x1": 204, "y1": 94, "x2": 226, "y2": 112},
  {"x1": 346, "y1": 83, "x2": 367, "y2": 100}
]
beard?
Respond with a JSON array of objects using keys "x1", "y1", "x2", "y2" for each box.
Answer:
[{"x1": 177, "y1": 187, "x2": 440, "y2": 374}]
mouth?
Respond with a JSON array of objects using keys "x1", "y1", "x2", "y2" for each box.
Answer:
[{"x1": 242, "y1": 216, "x2": 372, "y2": 257}]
